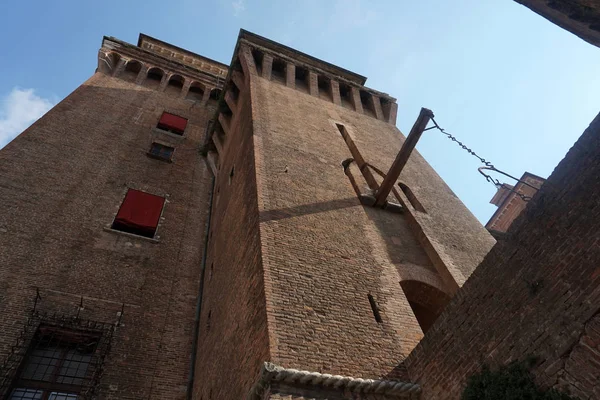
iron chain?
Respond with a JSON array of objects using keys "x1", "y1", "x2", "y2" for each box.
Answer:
[{"x1": 429, "y1": 117, "x2": 535, "y2": 202}]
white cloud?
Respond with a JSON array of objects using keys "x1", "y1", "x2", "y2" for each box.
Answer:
[
  {"x1": 0, "y1": 88, "x2": 54, "y2": 149},
  {"x1": 232, "y1": 0, "x2": 245, "y2": 16}
]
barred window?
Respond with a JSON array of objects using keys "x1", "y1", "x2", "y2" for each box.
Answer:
[{"x1": 8, "y1": 326, "x2": 102, "y2": 399}]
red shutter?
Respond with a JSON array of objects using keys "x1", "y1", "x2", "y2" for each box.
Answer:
[
  {"x1": 114, "y1": 189, "x2": 165, "y2": 237},
  {"x1": 158, "y1": 112, "x2": 187, "y2": 134}
]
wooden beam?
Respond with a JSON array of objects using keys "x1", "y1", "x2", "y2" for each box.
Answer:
[{"x1": 374, "y1": 108, "x2": 434, "y2": 207}]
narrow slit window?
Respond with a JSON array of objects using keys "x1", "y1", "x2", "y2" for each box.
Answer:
[
  {"x1": 112, "y1": 189, "x2": 165, "y2": 238},
  {"x1": 148, "y1": 142, "x2": 174, "y2": 162},
  {"x1": 157, "y1": 112, "x2": 188, "y2": 135},
  {"x1": 229, "y1": 166, "x2": 234, "y2": 185},
  {"x1": 368, "y1": 294, "x2": 383, "y2": 323},
  {"x1": 8, "y1": 325, "x2": 102, "y2": 399}
]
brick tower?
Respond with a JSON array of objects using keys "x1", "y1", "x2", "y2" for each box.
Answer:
[
  {"x1": 0, "y1": 31, "x2": 495, "y2": 399},
  {"x1": 0, "y1": 35, "x2": 227, "y2": 399}
]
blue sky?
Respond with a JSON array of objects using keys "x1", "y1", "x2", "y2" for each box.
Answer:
[{"x1": 1, "y1": 0, "x2": 599, "y2": 223}]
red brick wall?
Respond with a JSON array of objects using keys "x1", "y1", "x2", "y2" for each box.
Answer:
[
  {"x1": 243, "y1": 40, "x2": 495, "y2": 380},
  {"x1": 405, "y1": 112, "x2": 600, "y2": 399},
  {"x1": 0, "y1": 67, "x2": 213, "y2": 399},
  {"x1": 191, "y1": 61, "x2": 271, "y2": 399}
]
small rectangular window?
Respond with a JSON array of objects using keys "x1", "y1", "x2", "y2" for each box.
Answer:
[
  {"x1": 8, "y1": 325, "x2": 102, "y2": 399},
  {"x1": 157, "y1": 112, "x2": 187, "y2": 135},
  {"x1": 112, "y1": 189, "x2": 165, "y2": 238},
  {"x1": 148, "y1": 142, "x2": 174, "y2": 162}
]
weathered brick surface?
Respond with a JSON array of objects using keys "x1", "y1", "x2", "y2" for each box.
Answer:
[
  {"x1": 405, "y1": 112, "x2": 600, "y2": 399},
  {"x1": 0, "y1": 38, "x2": 221, "y2": 399},
  {"x1": 191, "y1": 55, "x2": 271, "y2": 400},
  {"x1": 239, "y1": 33, "x2": 494, "y2": 381}
]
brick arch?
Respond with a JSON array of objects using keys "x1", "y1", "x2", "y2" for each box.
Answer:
[
  {"x1": 400, "y1": 280, "x2": 452, "y2": 334},
  {"x1": 397, "y1": 265, "x2": 449, "y2": 296},
  {"x1": 166, "y1": 74, "x2": 185, "y2": 95},
  {"x1": 123, "y1": 60, "x2": 143, "y2": 82},
  {"x1": 208, "y1": 88, "x2": 222, "y2": 103},
  {"x1": 143, "y1": 67, "x2": 164, "y2": 89},
  {"x1": 186, "y1": 81, "x2": 205, "y2": 101}
]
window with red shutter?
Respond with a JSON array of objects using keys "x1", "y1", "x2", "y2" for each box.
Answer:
[
  {"x1": 157, "y1": 112, "x2": 188, "y2": 135},
  {"x1": 111, "y1": 189, "x2": 165, "y2": 238}
]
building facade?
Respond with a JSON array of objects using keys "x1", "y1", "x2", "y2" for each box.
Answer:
[{"x1": 0, "y1": 30, "x2": 497, "y2": 399}]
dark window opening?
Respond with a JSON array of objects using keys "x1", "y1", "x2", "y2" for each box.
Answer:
[
  {"x1": 381, "y1": 97, "x2": 392, "y2": 122},
  {"x1": 252, "y1": 49, "x2": 263, "y2": 75},
  {"x1": 271, "y1": 58, "x2": 286, "y2": 84},
  {"x1": 123, "y1": 61, "x2": 142, "y2": 82},
  {"x1": 208, "y1": 89, "x2": 222, "y2": 106},
  {"x1": 206, "y1": 311, "x2": 211, "y2": 331},
  {"x1": 107, "y1": 53, "x2": 121, "y2": 72},
  {"x1": 209, "y1": 263, "x2": 214, "y2": 281},
  {"x1": 295, "y1": 66, "x2": 309, "y2": 93},
  {"x1": 360, "y1": 90, "x2": 376, "y2": 117},
  {"x1": 339, "y1": 83, "x2": 353, "y2": 110},
  {"x1": 148, "y1": 142, "x2": 174, "y2": 162},
  {"x1": 318, "y1": 75, "x2": 332, "y2": 101},
  {"x1": 145, "y1": 68, "x2": 164, "y2": 89},
  {"x1": 399, "y1": 183, "x2": 426, "y2": 213},
  {"x1": 408, "y1": 301, "x2": 438, "y2": 334},
  {"x1": 166, "y1": 75, "x2": 184, "y2": 95},
  {"x1": 8, "y1": 325, "x2": 101, "y2": 400},
  {"x1": 228, "y1": 166, "x2": 235, "y2": 185},
  {"x1": 157, "y1": 112, "x2": 188, "y2": 135},
  {"x1": 111, "y1": 189, "x2": 165, "y2": 238},
  {"x1": 232, "y1": 57, "x2": 244, "y2": 78},
  {"x1": 400, "y1": 280, "x2": 451, "y2": 335},
  {"x1": 367, "y1": 294, "x2": 383, "y2": 323},
  {"x1": 186, "y1": 83, "x2": 204, "y2": 102},
  {"x1": 229, "y1": 81, "x2": 240, "y2": 103},
  {"x1": 219, "y1": 102, "x2": 233, "y2": 125}
]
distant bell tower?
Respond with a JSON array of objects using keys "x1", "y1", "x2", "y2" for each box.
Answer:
[{"x1": 486, "y1": 172, "x2": 545, "y2": 236}]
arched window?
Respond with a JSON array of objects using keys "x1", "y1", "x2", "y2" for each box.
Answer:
[
  {"x1": 400, "y1": 280, "x2": 451, "y2": 334},
  {"x1": 144, "y1": 67, "x2": 164, "y2": 89},
  {"x1": 123, "y1": 60, "x2": 142, "y2": 82},
  {"x1": 186, "y1": 82, "x2": 205, "y2": 102},
  {"x1": 166, "y1": 74, "x2": 184, "y2": 95}
]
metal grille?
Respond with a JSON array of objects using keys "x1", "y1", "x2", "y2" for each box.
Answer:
[{"x1": 0, "y1": 309, "x2": 115, "y2": 400}]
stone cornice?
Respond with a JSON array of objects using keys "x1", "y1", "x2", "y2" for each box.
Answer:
[{"x1": 248, "y1": 362, "x2": 422, "y2": 399}]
